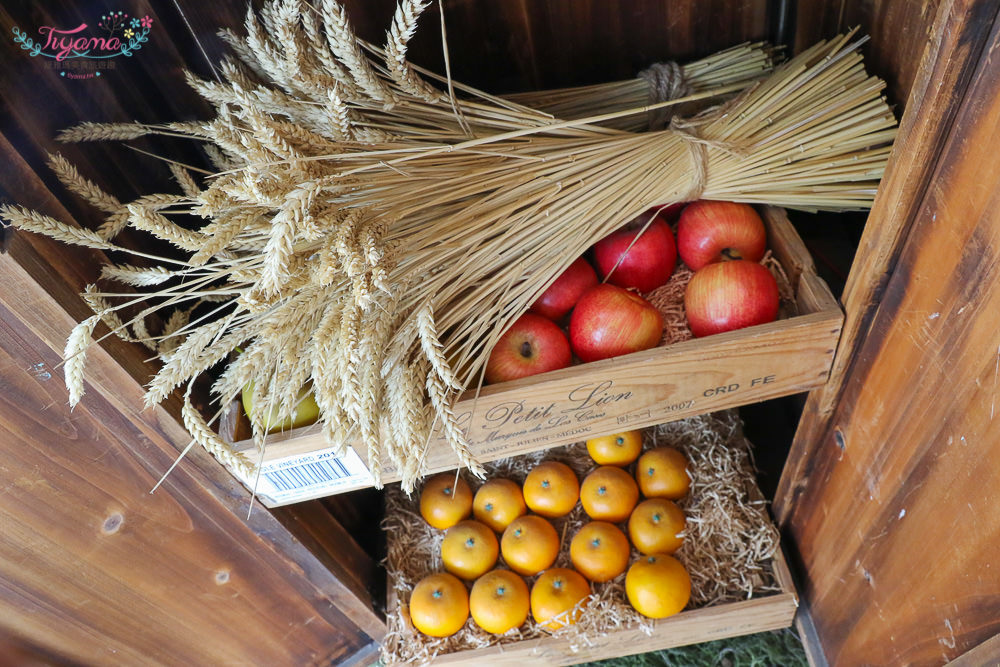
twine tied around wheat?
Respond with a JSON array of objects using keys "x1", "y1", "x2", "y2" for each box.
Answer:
[
  {"x1": 639, "y1": 61, "x2": 692, "y2": 130},
  {"x1": 636, "y1": 59, "x2": 718, "y2": 201}
]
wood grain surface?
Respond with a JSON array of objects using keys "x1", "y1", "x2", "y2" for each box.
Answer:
[
  {"x1": 947, "y1": 633, "x2": 1000, "y2": 666},
  {"x1": 238, "y1": 304, "x2": 841, "y2": 504},
  {"x1": 776, "y1": 0, "x2": 998, "y2": 513},
  {"x1": 430, "y1": 592, "x2": 798, "y2": 666},
  {"x1": 791, "y1": 0, "x2": 944, "y2": 108},
  {"x1": 395, "y1": 0, "x2": 769, "y2": 93},
  {"x1": 0, "y1": 5, "x2": 388, "y2": 653},
  {"x1": 0, "y1": 251, "x2": 385, "y2": 663},
  {"x1": 776, "y1": 1, "x2": 1000, "y2": 665},
  {"x1": 14, "y1": 0, "x2": 1000, "y2": 664}
]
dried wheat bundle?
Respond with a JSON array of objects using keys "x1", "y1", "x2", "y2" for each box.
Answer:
[
  {"x1": 0, "y1": 0, "x2": 895, "y2": 493},
  {"x1": 505, "y1": 41, "x2": 779, "y2": 131}
]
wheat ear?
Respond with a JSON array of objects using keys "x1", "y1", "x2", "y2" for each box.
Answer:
[
  {"x1": 385, "y1": 0, "x2": 442, "y2": 102},
  {"x1": 56, "y1": 122, "x2": 150, "y2": 143},
  {"x1": 0, "y1": 205, "x2": 113, "y2": 250},
  {"x1": 416, "y1": 303, "x2": 462, "y2": 391},
  {"x1": 46, "y1": 153, "x2": 121, "y2": 214},
  {"x1": 183, "y1": 383, "x2": 256, "y2": 479},
  {"x1": 320, "y1": 0, "x2": 397, "y2": 105},
  {"x1": 100, "y1": 264, "x2": 175, "y2": 287},
  {"x1": 64, "y1": 315, "x2": 100, "y2": 408}
]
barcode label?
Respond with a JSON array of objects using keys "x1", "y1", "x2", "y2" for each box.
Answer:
[
  {"x1": 263, "y1": 457, "x2": 353, "y2": 490},
  {"x1": 238, "y1": 446, "x2": 373, "y2": 505}
]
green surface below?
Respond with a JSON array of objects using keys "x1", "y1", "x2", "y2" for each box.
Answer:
[{"x1": 579, "y1": 628, "x2": 808, "y2": 667}]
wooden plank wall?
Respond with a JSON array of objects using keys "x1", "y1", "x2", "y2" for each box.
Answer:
[
  {"x1": 791, "y1": 0, "x2": 943, "y2": 109},
  {"x1": 1, "y1": 0, "x2": 773, "y2": 181},
  {"x1": 0, "y1": 244, "x2": 383, "y2": 663},
  {"x1": 390, "y1": 0, "x2": 769, "y2": 92},
  {"x1": 776, "y1": 1, "x2": 1000, "y2": 664}
]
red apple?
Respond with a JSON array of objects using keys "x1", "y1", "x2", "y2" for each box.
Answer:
[
  {"x1": 530, "y1": 257, "x2": 599, "y2": 321},
  {"x1": 569, "y1": 284, "x2": 665, "y2": 362},
  {"x1": 485, "y1": 313, "x2": 572, "y2": 383},
  {"x1": 676, "y1": 201, "x2": 766, "y2": 271},
  {"x1": 593, "y1": 212, "x2": 677, "y2": 293},
  {"x1": 684, "y1": 260, "x2": 779, "y2": 337}
]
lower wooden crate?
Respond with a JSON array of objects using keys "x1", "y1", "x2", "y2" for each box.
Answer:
[
  {"x1": 226, "y1": 206, "x2": 842, "y2": 506},
  {"x1": 380, "y1": 412, "x2": 799, "y2": 666}
]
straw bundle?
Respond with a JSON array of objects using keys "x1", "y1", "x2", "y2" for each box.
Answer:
[
  {"x1": 0, "y1": 0, "x2": 896, "y2": 491},
  {"x1": 505, "y1": 41, "x2": 779, "y2": 131}
]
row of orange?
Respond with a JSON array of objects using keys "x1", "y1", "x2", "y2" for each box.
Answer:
[{"x1": 408, "y1": 430, "x2": 694, "y2": 637}]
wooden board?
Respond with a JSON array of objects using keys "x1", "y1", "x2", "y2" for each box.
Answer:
[
  {"x1": 229, "y1": 207, "x2": 842, "y2": 505},
  {"x1": 775, "y1": 1, "x2": 1000, "y2": 664},
  {"x1": 396, "y1": 0, "x2": 768, "y2": 93},
  {"x1": 792, "y1": 0, "x2": 945, "y2": 109},
  {"x1": 947, "y1": 633, "x2": 1000, "y2": 667},
  {"x1": 0, "y1": 215, "x2": 384, "y2": 664},
  {"x1": 431, "y1": 589, "x2": 797, "y2": 666},
  {"x1": 0, "y1": 0, "x2": 771, "y2": 226}
]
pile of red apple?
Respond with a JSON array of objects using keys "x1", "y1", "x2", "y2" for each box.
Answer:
[{"x1": 485, "y1": 201, "x2": 780, "y2": 384}]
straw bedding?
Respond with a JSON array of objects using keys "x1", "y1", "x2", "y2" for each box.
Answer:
[{"x1": 381, "y1": 410, "x2": 780, "y2": 666}]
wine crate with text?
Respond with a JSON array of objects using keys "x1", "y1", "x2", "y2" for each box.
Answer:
[{"x1": 227, "y1": 206, "x2": 842, "y2": 506}]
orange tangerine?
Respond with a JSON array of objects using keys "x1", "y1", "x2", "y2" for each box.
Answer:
[
  {"x1": 585, "y1": 430, "x2": 643, "y2": 466},
  {"x1": 636, "y1": 447, "x2": 690, "y2": 499},
  {"x1": 523, "y1": 461, "x2": 579, "y2": 518},
  {"x1": 409, "y1": 572, "x2": 469, "y2": 637},
  {"x1": 441, "y1": 520, "x2": 499, "y2": 580},
  {"x1": 625, "y1": 554, "x2": 691, "y2": 619},
  {"x1": 469, "y1": 569, "x2": 530, "y2": 634},
  {"x1": 530, "y1": 568, "x2": 591, "y2": 630},
  {"x1": 579, "y1": 466, "x2": 639, "y2": 523},
  {"x1": 473, "y1": 478, "x2": 527, "y2": 532},
  {"x1": 628, "y1": 498, "x2": 685, "y2": 555},
  {"x1": 420, "y1": 473, "x2": 473, "y2": 530},
  {"x1": 500, "y1": 515, "x2": 560, "y2": 576},
  {"x1": 569, "y1": 521, "x2": 630, "y2": 583}
]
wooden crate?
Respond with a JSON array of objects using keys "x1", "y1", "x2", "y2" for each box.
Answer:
[
  {"x1": 228, "y1": 206, "x2": 842, "y2": 506},
  {"x1": 393, "y1": 548, "x2": 799, "y2": 666},
  {"x1": 381, "y1": 419, "x2": 799, "y2": 666}
]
